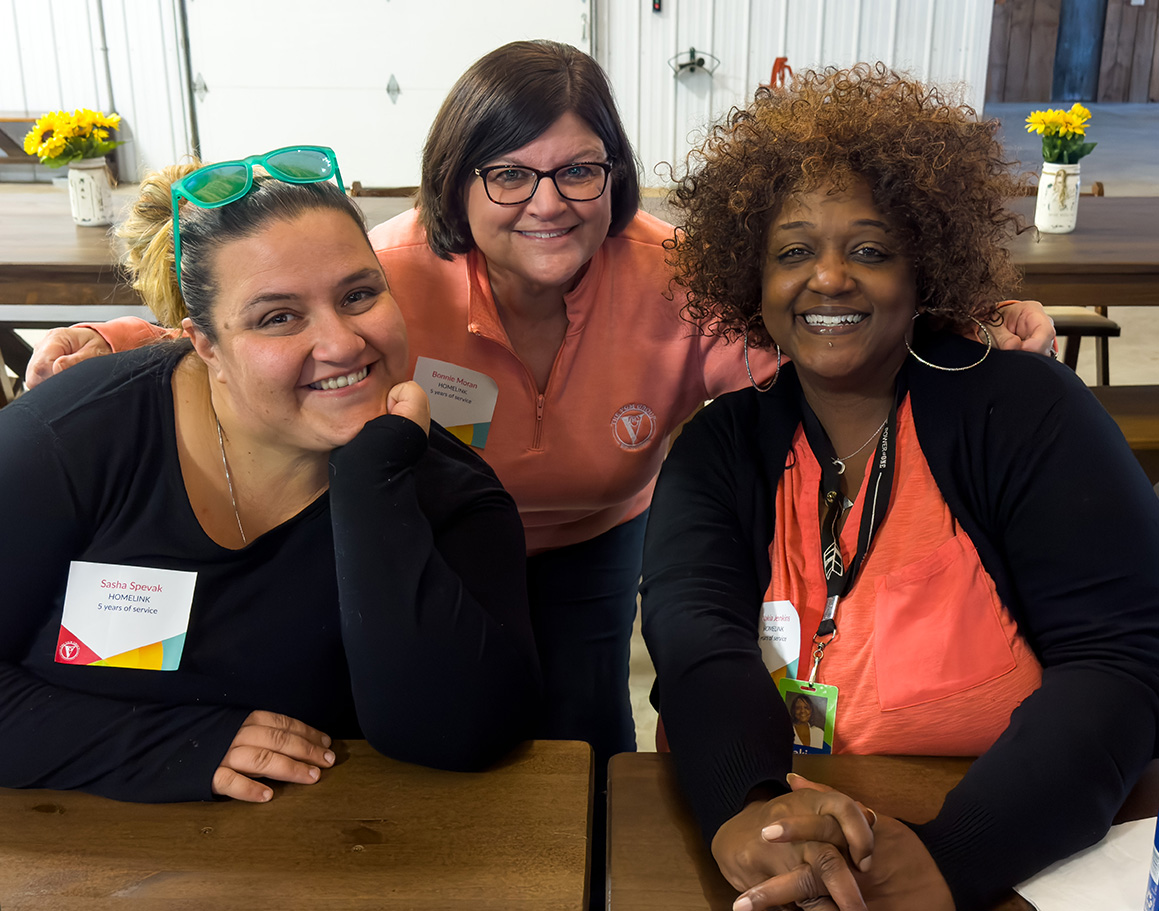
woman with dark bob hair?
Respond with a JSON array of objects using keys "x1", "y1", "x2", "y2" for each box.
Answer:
[
  {"x1": 25, "y1": 45, "x2": 1054, "y2": 777},
  {"x1": 642, "y1": 64, "x2": 1159, "y2": 911}
]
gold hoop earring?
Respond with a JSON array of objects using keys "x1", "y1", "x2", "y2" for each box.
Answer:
[
  {"x1": 745, "y1": 329, "x2": 779, "y2": 392},
  {"x1": 905, "y1": 317, "x2": 992, "y2": 372}
]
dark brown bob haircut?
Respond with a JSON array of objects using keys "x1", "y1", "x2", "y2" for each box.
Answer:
[
  {"x1": 668, "y1": 63, "x2": 1024, "y2": 345},
  {"x1": 419, "y1": 39, "x2": 640, "y2": 260}
]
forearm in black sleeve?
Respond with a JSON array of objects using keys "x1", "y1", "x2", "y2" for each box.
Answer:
[
  {"x1": 0, "y1": 662, "x2": 248, "y2": 801},
  {"x1": 641, "y1": 395, "x2": 795, "y2": 844},
  {"x1": 328, "y1": 415, "x2": 542, "y2": 772},
  {"x1": 911, "y1": 370, "x2": 1159, "y2": 911}
]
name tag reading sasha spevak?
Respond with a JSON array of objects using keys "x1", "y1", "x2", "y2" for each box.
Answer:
[{"x1": 54, "y1": 561, "x2": 197, "y2": 670}]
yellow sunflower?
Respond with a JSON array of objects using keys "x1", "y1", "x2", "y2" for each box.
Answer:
[
  {"x1": 23, "y1": 111, "x2": 71, "y2": 156},
  {"x1": 23, "y1": 107, "x2": 126, "y2": 166},
  {"x1": 1060, "y1": 112, "x2": 1086, "y2": 139},
  {"x1": 72, "y1": 108, "x2": 99, "y2": 134},
  {"x1": 1025, "y1": 109, "x2": 1071, "y2": 137},
  {"x1": 1068, "y1": 103, "x2": 1092, "y2": 125},
  {"x1": 1026, "y1": 103, "x2": 1097, "y2": 164}
]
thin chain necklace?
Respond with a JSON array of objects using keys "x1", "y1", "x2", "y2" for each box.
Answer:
[
  {"x1": 214, "y1": 417, "x2": 247, "y2": 545},
  {"x1": 832, "y1": 417, "x2": 888, "y2": 475}
]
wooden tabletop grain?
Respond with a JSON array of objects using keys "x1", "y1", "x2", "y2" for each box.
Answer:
[
  {"x1": 607, "y1": 752, "x2": 1159, "y2": 911},
  {"x1": 0, "y1": 739, "x2": 592, "y2": 911}
]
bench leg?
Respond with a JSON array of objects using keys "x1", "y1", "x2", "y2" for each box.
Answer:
[
  {"x1": 1095, "y1": 336, "x2": 1110, "y2": 386},
  {"x1": 0, "y1": 328, "x2": 32, "y2": 381},
  {"x1": 1062, "y1": 334, "x2": 1081, "y2": 372},
  {"x1": 0, "y1": 347, "x2": 15, "y2": 407}
]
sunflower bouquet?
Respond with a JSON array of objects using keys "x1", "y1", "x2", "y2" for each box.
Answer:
[
  {"x1": 1025, "y1": 103, "x2": 1096, "y2": 165},
  {"x1": 23, "y1": 108, "x2": 125, "y2": 168}
]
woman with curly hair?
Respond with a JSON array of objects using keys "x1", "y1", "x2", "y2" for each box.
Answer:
[{"x1": 642, "y1": 64, "x2": 1159, "y2": 911}]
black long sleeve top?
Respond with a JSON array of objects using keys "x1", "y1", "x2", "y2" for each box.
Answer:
[{"x1": 0, "y1": 343, "x2": 542, "y2": 802}]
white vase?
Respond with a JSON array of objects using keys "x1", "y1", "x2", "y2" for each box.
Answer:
[
  {"x1": 1034, "y1": 161, "x2": 1081, "y2": 234},
  {"x1": 67, "y1": 157, "x2": 113, "y2": 227}
]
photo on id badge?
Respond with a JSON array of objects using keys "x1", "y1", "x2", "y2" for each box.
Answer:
[{"x1": 778, "y1": 677, "x2": 837, "y2": 755}]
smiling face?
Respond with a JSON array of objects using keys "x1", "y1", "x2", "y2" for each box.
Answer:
[
  {"x1": 465, "y1": 110, "x2": 614, "y2": 300},
  {"x1": 190, "y1": 208, "x2": 409, "y2": 453},
  {"x1": 792, "y1": 696, "x2": 814, "y2": 723},
  {"x1": 761, "y1": 180, "x2": 917, "y2": 397}
]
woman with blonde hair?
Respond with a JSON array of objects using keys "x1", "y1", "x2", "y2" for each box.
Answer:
[{"x1": 0, "y1": 148, "x2": 540, "y2": 801}]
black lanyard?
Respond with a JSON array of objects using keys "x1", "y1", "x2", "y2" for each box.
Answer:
[{"x1": 798, "y1": 386, "x2": 902, "y2": 682}]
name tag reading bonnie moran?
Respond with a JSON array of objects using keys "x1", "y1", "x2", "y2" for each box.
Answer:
[
  {"x1": 55, "y1": 561, "x2": 197, "y2": 670},
  {"x1": 414, "y1": 357, "x2": 499, "y2": 450}
]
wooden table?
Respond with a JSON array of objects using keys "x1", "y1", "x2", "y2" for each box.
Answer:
[
  {"x1": 0, "y1": 185, "x2": 149, "y2": 379},
  {"x1": 0, "y1": 739, "x2": 592, "y2": 911},
  {"x1": 607, "y1": 752, "x2": 1159, "y2": 911},
  {"x1": 1007, "y1": 196, "x2": 1159, "y2": 308}
]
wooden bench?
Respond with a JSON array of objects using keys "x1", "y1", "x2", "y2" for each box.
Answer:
[
  {"x1": 0, "y1": 114, "x2": 37, "y2": 167},
  {"x1": 0, "y1": 304, "x2": 156, "y2": 382},
  {"x1": 1016, "y1": 181, "x2": 1119, "y2": 385},
  {"x1": 1091, "y1": 384, "x2": 1159, "y2": 483},
  {"x1": 1045, "y1": 305, "x2": 1120, "y2": 385}
]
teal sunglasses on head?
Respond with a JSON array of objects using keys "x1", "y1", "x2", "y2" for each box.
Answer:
[{"x1": 171, "y1": 145, "x2": 344, "y2": 290}]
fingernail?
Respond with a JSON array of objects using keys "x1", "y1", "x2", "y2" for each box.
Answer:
[
  {"x1": 859, "y1": 854, "x2": 873, "y2": 873},
  {"x1": 309, "y1": 767, "x2": 320, "y2": 780},
  {"x1": 761, "y1": 824, "x2": 784, "y2": 841},
  {"x1": 261, "y1": 789, "x2": 273, "y2": 802},
  {"x1": 323, "y1": 751, "x2": 335, "y2": 765},
  {"x1": 786, "y1": 772, "x2": 802, "y2": 782},
  {"x1": 733, "y1": 896, "x2": 754, "y2": 911},
  {"x1": 322, "y1": 735, "x2": 332, "y2": 747}
]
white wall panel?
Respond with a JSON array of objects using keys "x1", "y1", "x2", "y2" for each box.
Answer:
[
  {"x1": 0, "y1": 0, "x2": 191, "y2": 182},
  {"x1": 102, "y1": 0, "x2": 194, "y2": 178},
  {"x1": 601, "y1": 0, "x2": 994, "y2": 188},
  {"x1": 4, "y1": 0, "x2": 992, "y2": 189}
]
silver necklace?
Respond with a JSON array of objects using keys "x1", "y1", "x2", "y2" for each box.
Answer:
[
  {"x1": 215, "y1": 417, "x2": 247, "y2": 545},
  {"x1": 832, "y1": 418, "x2": 888, "y2": 475}
]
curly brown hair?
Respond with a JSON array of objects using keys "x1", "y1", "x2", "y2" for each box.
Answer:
[{"x1": 667, "y1": 63, "x2": 1025, "y2": 345}]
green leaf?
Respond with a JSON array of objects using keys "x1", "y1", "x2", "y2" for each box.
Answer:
[{"x1": 1063, "y1": 142, "x2": 1097, "y2": 164}]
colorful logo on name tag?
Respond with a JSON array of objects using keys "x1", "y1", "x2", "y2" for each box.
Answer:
[{"x1": 55, "y1": 561, "x2": 197, "y2": 670}]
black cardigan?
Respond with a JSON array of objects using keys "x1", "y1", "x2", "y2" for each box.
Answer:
[{"x1": 642, "y1": 331, "x2": 1159, "y2": 910}]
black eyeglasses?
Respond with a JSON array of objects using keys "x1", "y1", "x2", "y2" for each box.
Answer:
[{"x1": 474, "y1": 160, "x2": 614, "y2": 205}]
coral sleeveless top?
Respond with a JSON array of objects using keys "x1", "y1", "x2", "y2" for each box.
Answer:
[{"x1": 763, "y1": 397, "x2": 1042, "y2": 755}]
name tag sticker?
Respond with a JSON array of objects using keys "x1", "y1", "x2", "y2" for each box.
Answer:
[
  {"x1": 414, "y1": 357, "x2": 499, "y2": 449},
  {"x1": 55, "y1": 561, "x2": 197, "y2": 670},
  {"x1": 759, "y1": 599, "x2": 801, "y2": 678}
]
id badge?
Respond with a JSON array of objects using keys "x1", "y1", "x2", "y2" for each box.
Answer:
[
  {"x1": 55, "y1": 561, "x2": 197, "y2": 670},
  {"x1": 777, "y1": 677, "x2": 838, "y2": 755}
]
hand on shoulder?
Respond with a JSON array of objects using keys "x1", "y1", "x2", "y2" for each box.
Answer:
[{"x1": 25, "y1": 327, "x2": 111, "y2": 388}]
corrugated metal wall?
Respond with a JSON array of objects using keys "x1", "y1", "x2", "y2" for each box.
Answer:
[
  {"x1": 2, "y1": 0, "x2": 992, "y2": 187},
  {"x1": 599, "y1": 0, "x2": 994, "y2": 187},
  {"x1": 0, "y1": 0, "x2": 191, "y2": 182}
]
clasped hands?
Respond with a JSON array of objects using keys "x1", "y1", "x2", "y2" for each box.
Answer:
[{"x1": 712, "y1": 774, "x2": 954, "y2": 911}]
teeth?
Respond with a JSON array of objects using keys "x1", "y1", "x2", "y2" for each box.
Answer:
[
  {"x1": 520, "y1": 229, "x2": 570, "y2": 238},
  {"x1": 310, "y1": 366, "x2": 368, "y2": 391},
  {"x1": 803, "y1": 313, "x2": 866, "y2": 327}
]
